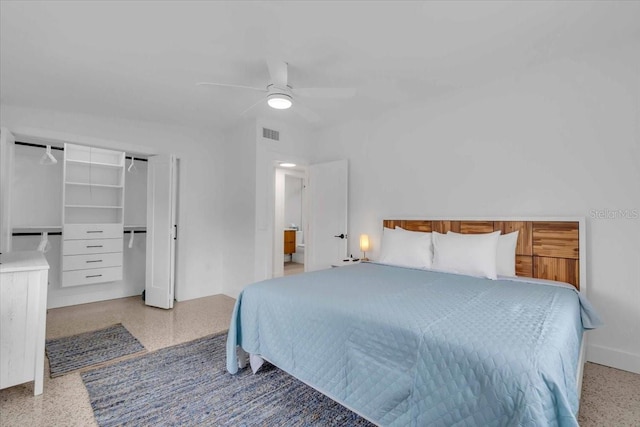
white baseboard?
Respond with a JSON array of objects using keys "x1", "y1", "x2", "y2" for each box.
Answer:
[
  {"x1": 47, "y1": 288, "x2": 143, "y2": 309},
  {"x1": 587, "y1": 343, "x2": 640, "y2": 374}
]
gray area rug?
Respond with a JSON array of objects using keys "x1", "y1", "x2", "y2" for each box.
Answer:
[
  {"x1": 46, "y1": 323, "x2": 145, "y2": 377},
  {"x1": 81, "y1": 332, "x2": 373, "y2": 427}
]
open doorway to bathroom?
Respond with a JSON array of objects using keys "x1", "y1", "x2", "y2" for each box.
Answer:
[
  {"x1": 275, "y1": 166, "x2": 307, "y2": 277},
  {"x1": 283, "y1": 172, "x2": 306, "y2": 276}
]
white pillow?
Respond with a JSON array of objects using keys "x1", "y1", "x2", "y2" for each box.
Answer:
[
  {"x1": 379, "y1": 227, "x2": 433, "y2": 269},
  {"x1": 432, "y1": 231, "x2": 501, "y2": 279},
  {"x1": 497, "y1": 231, "x2": 519, "y2": 276},
  {"x1": 447, "y1": 230, "x2": 519, "y2": 277},
  {"x1": 394, "y1": 226, "x2": 435, "y2": 263}
]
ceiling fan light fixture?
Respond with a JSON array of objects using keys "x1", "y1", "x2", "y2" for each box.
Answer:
[{"x1": 267, "y1": 93, "x2": 293, "y2": 110}]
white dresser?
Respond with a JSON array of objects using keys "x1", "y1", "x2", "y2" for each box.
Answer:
[{"x1": 0, "y1": 251, "x2": 49, "y2": 395}]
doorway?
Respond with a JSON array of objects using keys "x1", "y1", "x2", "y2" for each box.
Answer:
[
  {"x1": 284, "y1": 173, "x2": 305, "y2": 276},
  {"x1": 271, "y1": 158, "x2": 349, "y2": 277},
  {"x1": 273, "y1": 166, "x2": 307, "y2": 277}
]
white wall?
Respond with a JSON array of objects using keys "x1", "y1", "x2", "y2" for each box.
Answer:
[
  {"x1": 0, "y1": 128, "x2": 15, "y2": 252},
  {"x1": 12, "y1": 144, "x2": 63, "y2": 227},
  {"x1": 217, "y1": 119, "x2": 257, "y2": 299},
  {"x1": 124, "y1": 160, "x2": 148, "y2": 226},
  {"x1": 1, "y1": 104, "x2": 226, "y2": 303},
  {"x1": 313, "y1": 46, "x2": 640, "y2": 373},
  {"x1": 284, "y1": 174, "x2": 303, "y2": 229},
  {"x1": 217, "y1": 117, "x2": 316, "y2": 298}
]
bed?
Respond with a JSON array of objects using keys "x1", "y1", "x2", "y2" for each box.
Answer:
[{"x1": 226, "y1": 219, "x2": 602, "y2": 426}]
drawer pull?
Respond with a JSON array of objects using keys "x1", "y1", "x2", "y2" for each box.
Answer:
[
  {"x1": 85, "y1": 274, "x2": 103, "y2": 278},
  {"x1": 87, "y1": 230, "x2": 103, "y2": 233},
  {"x1": 86, "y1": 245, "x2": 103, "y2": 248},
  {"x1": 86, "y1": 260, "x2": 102, "y2": 263}
]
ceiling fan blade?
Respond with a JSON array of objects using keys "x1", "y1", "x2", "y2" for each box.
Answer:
[
  {"x1": 240, "y1": 97, "x2": 267, "y2": 116},
  {"x1": 292, "y1": 87, "x2": 357, "y2": 98},
  {"x1": 266, "y1": 58, "x2": 288, "y2": 87},
  {"x1": 196, "y1": 82, "x2": 266, "y2": 92},
  {"x1": 293, "y1": 101, "x2": 321, "y2": 123}
]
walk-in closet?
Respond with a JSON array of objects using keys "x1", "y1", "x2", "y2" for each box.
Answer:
[{"x1": 0, "y1": 129, "x2": 177, "y2": 310}]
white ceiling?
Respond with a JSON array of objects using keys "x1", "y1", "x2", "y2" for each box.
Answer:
[{"x1": 1, "y1": 1, "x2": 639, "y2": 131}]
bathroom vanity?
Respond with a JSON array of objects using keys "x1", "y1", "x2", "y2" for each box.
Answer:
[{"x1": 284, "y1": 229, "x2": 296, "y2": 256}]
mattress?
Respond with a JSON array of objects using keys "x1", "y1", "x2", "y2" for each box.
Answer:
[{"x1": 226, "y1": 263, "x2": 601, "y2": 426}]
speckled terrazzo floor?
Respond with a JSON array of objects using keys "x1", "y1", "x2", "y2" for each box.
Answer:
[
  {"x1": 1, "y1": 294, "x2": 638, "y2": 426},
  {"x1": 577, "y1": 361, "x2": 640, "y2": 425},
  {"x1": 0, "y1": 294, "x2": 236, "y2": 427}
]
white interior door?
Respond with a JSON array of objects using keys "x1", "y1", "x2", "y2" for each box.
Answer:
[
  {"x1": 307, "y1": 159, "x2": 348, "y2": 271},
  {"x1": 0, "y1": 128, "x2": 15, "y2": 253},
  {"x1": 145, "y1": 155, "x2": 177, "y2": 309}
]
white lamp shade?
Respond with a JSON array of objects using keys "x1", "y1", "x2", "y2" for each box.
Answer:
[{"x1": 359, "y1": 234, "x2": 370, "y2": 252}]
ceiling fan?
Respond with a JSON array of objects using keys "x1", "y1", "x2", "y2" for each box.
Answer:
[{"x1": 197, "y1": 59, "x2": 356, "y2": 122}]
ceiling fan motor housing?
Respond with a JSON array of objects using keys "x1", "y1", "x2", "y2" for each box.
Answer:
[{"x1": 267, "y1": 85, "x2": 293, "y2": 109}]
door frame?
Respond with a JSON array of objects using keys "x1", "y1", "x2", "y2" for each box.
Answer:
[
  {"x1": 272, "y1": 165, "x2": 308, "y2": 277},
  {"x1": 0, "y1": 128, "x2": 15, "y2": 253}
]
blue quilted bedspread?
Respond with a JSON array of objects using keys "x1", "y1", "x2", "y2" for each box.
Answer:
[{"x1": 226, "y1": 263, "x2": 601, "y2": 426}]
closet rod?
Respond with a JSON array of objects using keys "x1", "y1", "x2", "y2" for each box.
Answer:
[
  {"x1": 15, "y1": 141, "x2": 64, "y2": 151},
  {"x1": 126, "y1": 156, "x2": 147, "y2": 162},
  {"x1": 14, "y1": 141, "x2": 148, "y2": 162},
  {"x1": 12, "y1": 232, "x2": 62, "y2": 236}
]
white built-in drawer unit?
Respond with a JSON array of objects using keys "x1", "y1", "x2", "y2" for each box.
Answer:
[
  {"x1": 62, "y1": 238, "x2": 124, "y2": 256},
  {"x1": 62, "y1": 143, "x2": 125, "y2": 287},
  {"x1": 62, "y1": 252, "x2": 123, "y2": 271},
  {"x1": 63, "y1": 223, "x2": 123, "y2": 240},
  {"x1": 62, "y1": 266, "x2": 123, "y2": 287}
]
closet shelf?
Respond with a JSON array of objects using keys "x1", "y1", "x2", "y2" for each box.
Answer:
[
  {"x1": 65, "y1": 159, "x2": 123, "y2": 168},
  {"x1": 65, "y1": 204, "x2": 123, "y2": 209},
  {"x1": 65, "y1": 181, "x2": 123, "y2": 188}
]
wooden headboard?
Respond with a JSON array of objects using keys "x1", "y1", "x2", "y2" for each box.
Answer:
[{"x1": 382, "y1": 219, "x2": 582, "y2": 290}]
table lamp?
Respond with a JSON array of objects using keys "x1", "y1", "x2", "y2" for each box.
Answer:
[{"x1": 359, "y1": 234, "x2": 370, "y2": 261}]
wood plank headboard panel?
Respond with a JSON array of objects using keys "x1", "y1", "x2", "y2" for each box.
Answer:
[{"x1": 383, "y1": 219, "x2": 581, "y2": 289}]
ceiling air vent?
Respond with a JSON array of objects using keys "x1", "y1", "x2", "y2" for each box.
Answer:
[{"x1": 262, "y1": 127, "x2": 280, "y2": 141}]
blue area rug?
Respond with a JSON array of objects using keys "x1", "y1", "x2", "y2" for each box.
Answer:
[
  {"x1": 46, "y1": 323, "x2": 145, "y2": 377},
  {"x1": 81, "y1": 332, "x2": 373, "y2": 426}
]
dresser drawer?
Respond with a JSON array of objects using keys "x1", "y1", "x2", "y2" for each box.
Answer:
[
  {"x1": 63, "y1": 238, "x2": 123, "y2": 255},
  {"x1": 62, "y1": 252, "x2": 123, "y2": 272},
  {"x1": 64, "y1": 224, "x2": 123, "y2": 240},
  {"x1": 62, "y1": 266, "x2": 123, "y2": 287}
]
